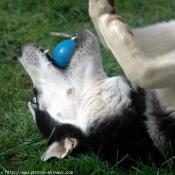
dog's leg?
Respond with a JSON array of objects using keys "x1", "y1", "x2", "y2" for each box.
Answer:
[
  {"x1": 89, "y1": 0, "x2": 115, "y2": 52},
  {"x1": 99, "y1": 14, "x2": 175, "y2": 88},
  {"x1": 89, "y1": 0, "x2": 175, "y2": 57},
  {"x1": 89, "y1": 0, "x2": 175, "y2": 88}
]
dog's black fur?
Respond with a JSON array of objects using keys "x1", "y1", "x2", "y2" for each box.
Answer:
[{"x1": 32, "y1": 84, "x2": 174, "y2": 166}]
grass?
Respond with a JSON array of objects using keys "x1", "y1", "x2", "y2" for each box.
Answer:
[{"x1": 0, "y1": 0, "x2": 175, "y2": 174}]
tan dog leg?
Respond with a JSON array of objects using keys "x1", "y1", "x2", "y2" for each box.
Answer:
[
  {"x1": 89, "y1": 0, "x2": 175, "y2": 89},
  {"x1": 89, "y1": 0, "x2": 115, "y2": 52}
]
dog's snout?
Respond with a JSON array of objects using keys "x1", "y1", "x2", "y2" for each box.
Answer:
[{"x1": 15, "y1": 46, "x2": 22, "y2": 57}]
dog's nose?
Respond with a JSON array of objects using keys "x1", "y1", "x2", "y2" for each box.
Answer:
[{"x1": 15, "y1": 46, "x2": 22, "y2": 57}]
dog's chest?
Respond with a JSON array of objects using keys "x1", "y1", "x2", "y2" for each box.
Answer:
[{"x1": 45, "y1": 76, "x2": 132, "y2": 133}]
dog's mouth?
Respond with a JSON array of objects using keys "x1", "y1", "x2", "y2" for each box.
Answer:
[
  {"x1": 15, "y1": 30, "x2": 95, "y2": 69},
  {"x1": 15, "y1": 29, "x2": 103, "y2": 86},
  {"x1": 40, "y1": 32, "x2": 80, "y2": 63},
  {"x1": 42, "y1": 30, "x2": 94, "y2": 65},
  {"x1": 42, "y1": 31, "x2": 80, "y2": 66}
]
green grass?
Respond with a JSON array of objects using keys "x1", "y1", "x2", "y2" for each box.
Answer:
[{"x1": 0, "y1": 0, "x2": 175, "y2": 174}]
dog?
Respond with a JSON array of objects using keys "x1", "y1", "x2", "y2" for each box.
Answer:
[{"x1": 15, "y1": 0, "x2": 175, "y2": 166}]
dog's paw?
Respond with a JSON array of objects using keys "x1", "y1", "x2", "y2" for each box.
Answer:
[{"x1": 89, "y1": 0, "x2": 115, "y2": 20}]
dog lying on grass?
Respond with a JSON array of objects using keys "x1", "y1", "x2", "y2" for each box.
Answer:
[{"x1": 15, "y1": 0, "x2": 175, "y2": 166}]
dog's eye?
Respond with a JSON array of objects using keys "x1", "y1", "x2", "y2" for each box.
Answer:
[
  {"x1": 31, "y1": 88, "x2": 39, "y2": 105},
  {"x1": 32, "y1": 96, "x2": 38, "y2": 104}
]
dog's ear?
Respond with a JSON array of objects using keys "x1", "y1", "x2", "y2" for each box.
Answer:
[{"x1": 41, "y1": 138, "x2": 78, "y2": 161}]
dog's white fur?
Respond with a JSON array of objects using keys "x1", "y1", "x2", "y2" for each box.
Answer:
[
  {"x1": 18, "y1": 35, "x2": 132, "y2": 134},
  {"x1": 89, "y1": 0, "x2": 175, "y2": 90},
  {"x1": 16, "y1": 0, "x2": 175, "y2": 164}
]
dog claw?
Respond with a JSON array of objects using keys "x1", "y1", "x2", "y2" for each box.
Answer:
[
  {"x1": 44, "y1": 50, "x2": 50, "y2": 54},
  {"x1": 71, "y1": 37, "x2": 76, "y2": 40}
]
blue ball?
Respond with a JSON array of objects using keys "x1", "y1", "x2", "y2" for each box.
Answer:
[{"x1": 53, "y1": 39, "x2": 76, "y2": 69}]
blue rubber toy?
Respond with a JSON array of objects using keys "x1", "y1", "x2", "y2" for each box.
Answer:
[{"x1": 53, "y1": 39, "x2": 76, "y2": 69}]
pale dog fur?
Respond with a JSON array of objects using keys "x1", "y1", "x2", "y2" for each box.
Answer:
[
  {"x1": 89, "y1": 0, "x2": 175, "y2": 108},
  {"x1": 89, "y1": 0, "x2": 175, "y2": 88},
  {"x1": 19, "y1": 36, "x2": 132, "y2": 134}
]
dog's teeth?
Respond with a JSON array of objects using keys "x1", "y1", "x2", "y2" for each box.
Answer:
[
  {"x1": 71, "y1": 37, "x2": 76, "y2": 40},
  {"x1": 44, "y1": 50, "x2": 49, "y2": 54}
]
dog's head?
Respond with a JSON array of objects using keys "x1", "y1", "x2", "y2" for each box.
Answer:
[{"x1": 16, "y1": 30, "x2": 131, "y2": 160}]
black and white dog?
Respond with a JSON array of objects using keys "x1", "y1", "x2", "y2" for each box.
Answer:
[{"x1": 15, "y1": 29, "x2": 175, "y2": 166}]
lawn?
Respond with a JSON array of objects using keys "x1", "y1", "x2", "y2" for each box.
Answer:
[{"x1": 0, "y1": 0, "x2": 175, "y2": 174}]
